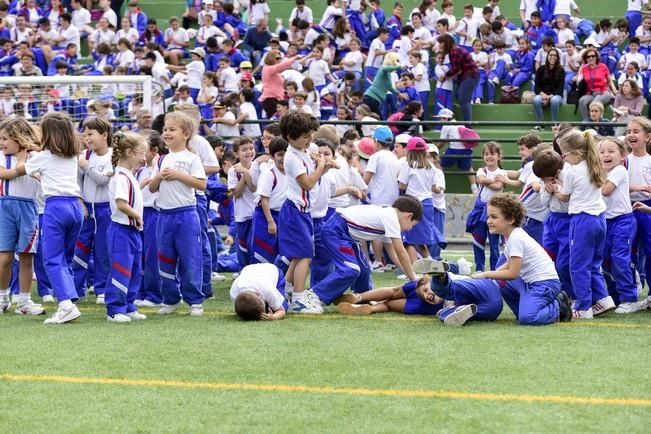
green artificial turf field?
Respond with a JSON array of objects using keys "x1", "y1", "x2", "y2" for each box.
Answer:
[{"x1": 1, "y1": 254, "x2": 650, "y2": 433}]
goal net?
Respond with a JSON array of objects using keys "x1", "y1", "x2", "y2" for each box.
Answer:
[{"x1": 0, "y1": 75, "x2": 157, "y2": 125}]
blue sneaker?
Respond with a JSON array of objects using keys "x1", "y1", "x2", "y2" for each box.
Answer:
[{"x1": 439, "y1": 304, "x2": 477, "y2": 326}]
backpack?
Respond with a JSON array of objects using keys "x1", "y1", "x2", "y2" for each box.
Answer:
[
  {"x1": 458, "y1": 126, "x2": 481, "y2": 149},
  {"x1": 500, "y1": 85, "x2": 521, "y2": 103}
]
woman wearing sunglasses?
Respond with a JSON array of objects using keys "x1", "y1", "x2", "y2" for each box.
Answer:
[{"x1": 577, "y1": 47, "x2": 617, "y2": 123}]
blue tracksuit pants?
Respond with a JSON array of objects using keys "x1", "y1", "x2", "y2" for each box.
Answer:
[
  {"x1": 235, "y1": 219, "x2": 253, "y2": 267},
  {"x1": 136, "y1": 207, "x2": 161, "y2": 304},
  {"x1": 569, "y1": 213, "x2": 608, "y2": 311},
  {"x1": 41, "y1": 197, "x2": 83, "y2": 302},
  {"x1": 250, "y1": 206, "x2": 279, "y2": 264},
  {"x1": 430, "y1": 274, "x2": 503, "y2": 322},
  {"x1": 543, "y1": 212, "x2": 573, "y2": 298},
  {"x1": 156, "y1": 206, "x2": 204, "y2": 306},
  {"x1": 499, "y1": 278, "x2": 561, "y2": 325},
  {"x1": 633, "y1": 204, "x2": 651, "y2": 288},
  {"x1": 72, "y1": 202, "x2": 111, "y2": 297},
  {"x1": 312, "y1": 214, "x2": 372, "y2": 305},
  {"x1": 523, "y1": 217, "x2": 544, "y2": 245},
  {"x1": 196, "y1": 194, "x2": 213, "y2": 298},
  {"x1": 310, "y1": 216, "x2": 332, "y2": 287},
  {"x1": 466, "y1": 199, "x2": 500, "y2": 272},
  {"x1": 105, "y1": 222, "x2": 142, "y2": 316},
  {"x1": 604, "y1": 213, "x2": 637, "y2": 305}
]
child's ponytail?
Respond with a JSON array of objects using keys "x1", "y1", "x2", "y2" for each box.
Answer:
[
  {"x1": 111, "y1": 131, "x2": 146, "y2": 168},
  {"x1": 583, "y1": 131, "x2": 606, "y2": 187}
]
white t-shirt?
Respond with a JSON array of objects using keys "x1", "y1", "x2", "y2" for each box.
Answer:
[
  {"x1": 0, "y1": 152, "x2": 40, "y2": 199},
  {"x1": 629, "y1": 1, "x2": 650, "y2": 12},
  {"x1": 136, "y1": 165, "x2": 157, "y2": 208},
  {"x1": 320, "y1": 6, "x2": 343, "y2": 30},
  {"x1": 79, "y1": 149, "x2": 113, "y2": 203},
  {"x1": 556, "y1": 28, "x2": 575, "y2": 47},
  {"x1": 255, "y1": 163, "x2": 287, "y2": 212},
  {"x1": 504, "y1": 227, "x2": 559, "y2": 283},
  {"x1": 230, "y1": 263, "x2": 285, "y2": 311},
  {"x1": 491, "y1": 52, "x2": 513, "y2": 70},
  {"x1": 228, "y1": 165, "x2": 256, "y2": 222},
  {"x1": 189, "y1": 135, "x2": 219, "y2": 197},
  {"x1": 337, "y1": 204, "x2": 402, "y2": 241},
  {"x1": 435, "y1": 64, "x2": 454, "y2": 91},
  {"x1": 114, "y1": 49, "x2": 135, "y2": 68},
  {"x1": 103, "y1": 9, "x2": 118, "y2": 28},
  {"x1": 520, "y1": 172, "x2": 549, "y2": 222},
  {"x1": 215, "y1": 111, "x2": 240, "y2": 139},
  {"x1": 186, "y1": 60, "x2": 205, "y2": 89},
  {"x1": 249, "y1": 2, "x2": 271, "y2": 24},
  {"x1": 308, "y1": 59, "x2": 331, "y2": 87},
  {"x1": 289, "y1": 6, "x2": 313, "y2": 24},
  {"x1": 440, "y1": 125, "x2": 463, "y2": 150},
  {"x1": 327, "y1": 155, "x2": 352, "y2": 209},
  {"x1": 561, "y1": 160, "x2": 607, "y2": 215},
  {"x1": 539, "y1": 164, "x2": 570, "y2": 214},
  {"x1": 220, "y1": 67, "x2": 239, "y2": 93},
  {"x1": 627, "y1": 153, "x2": 651, "y2": 201},
  {"x1": 91, "y1": 28, "x2": 115, "y2": 47},
  {"x1": 636, "y1": 26, "x2": 651, "y2": 48},
  {"x1": 397, "y1": 35, "x2": 413, "y2": 67},
  {"x1": 347, "y1": 167, "x2": 368, "y2": 206},
  {"x1": 342, "y1": 50, "x2": 363, "y2": 73},
  {"x1": 110, "y1": 166, "x2": 143, "y2": 229},
  {"x1": 553, "y1": 0, "x2": 578, "y2": 16},
  {"x1": 165, "y1": 28, "x2": 189, "y2": 50},
  {"x1": 432, "y1": 167, "x2": 446, "y2": 211},
  {"x1": 411, "y1": 62, "x2": 431, "y2": 92},
  {"x1": 284, "y1": 145, "x2": 316, "y2": 212},
  {"x1": 25, "y1": 150, "x2": 81, "y2": 198},
  {"x1": 471, "y1": 51, "x2": 489, "y2": 69},
  {"x1": 604, "y1": 165, "x2": 633, "y2": 219},
  {"x1": 365, "y1": 149, "x2": 401, "y2": 206},
  {"x1": 152, "y1": 149, "x2": 205, "y2": 210},
  {"x1": 477, "y1": 166, "x2": 507, "y2": 202},
  {"x1": 72, "y1": 8, "x2": 91, "y2": 30},
  {"x1": 311, "y1": 173, "x2": 336, "y2": 218},
  {"x1": 398, "y1": 164, "x2": 437, "y2": 202},
  {"x1": 366, "y1": 38, "x2": 385, "y2": 69},
  {"x1": 239, "y1": 102, "x2": 261, "y2": 138},
  {"x1": 519, "y1": 0, "x2": 538, "y2": 21},
  {"x1": 60, "y1": 25, "x2": 81, "y2": 48},
  {"x1": 114, "y1": 28, "x2": 140, "y2": 46},
  {"x1": 457, "y1": 17, "x2": 479, "y2": 46}
]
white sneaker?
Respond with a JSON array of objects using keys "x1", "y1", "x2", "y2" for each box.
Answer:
[
  {"x1": 572, "y1": 309, "x2": 593, "y2": 319},
  {"x1": 371, "y1": 261, "x2": 384, "y2": 273},
  {"x1": 41, "y1": 295, "x2": 55, "y2": 303},
  {"x1": 11, "y1": 294, "x2": 18, "y2": 305},
  {"x1": 134, "y1": 299, "x2": 144, "y2": 306},
  {"x1": 107, "y1": 313, "x2": 131, "y2": 323},
  {"x1": 412, "y1": 258, "x2": 450, "y2": 275},
  {"x1": 396, "y1": 274, "x2": 409, "y2": 280},
  {"x1": 635, "y1": 271, "x2": 643, "y2": 297},
  {"x1": 382, "y1": 264, "x2": 397, "y2": 272},
  {"x1": 443, "y1": 304, "x2": 477, "y2": 326},
  {"x1": 211, "y1": 272, "x2": 226, "y2": 282},
  {"x1": 190, "y1": 304, "x2": 204, "y2": 317},
  {"x1": 615, "y1": 300, "x2": 647, "y2": 314},
  {"x1": 95, "y1": 294, "x2": 105, "y2": 305},
  {"x1": 158, "y1": 302, "x2": 182, "y2": 315},
  {"x1": 592, "y1": 296, "x2": 615, "y2": 316},
  {"x1": 43, "y1": 304, "x2": 81, "y2": 324},
  {"x1": 0, "y1": 296, "x2": 10, "y2": 313},
  {"x1": 126, "y1": 311, "x2": 147, "y2": 320},
  {"x1": 648, "y1": 296, "x2": 651, "y2": 310},
  {"x1": 289, "y1": 291, "x2": 323, "y2": 314},
  {"x1": 87, "y1": 286, "x2": 95, "y2": 295},
  {"x1": 138, "y1": 299, "x2": 161, "y2": 307},
  {"x1": 15, "y1": 300, "x2": 46, "y2": 315},
  {"x1": 474, "y1": 98, "x2": 481, "y2": 104}
]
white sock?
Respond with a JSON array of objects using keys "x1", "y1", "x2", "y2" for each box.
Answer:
[
  {"x1": 59, "y1": 299, "x2": 74, "y2": 310},
  {"x1": 293, "y1": 291, "x2": 305, "y2": 301},
  {"x1": 18, "y1": 292, "x2": 30, "y2": 304},
  {"x1": 0, "y1": 289, "x2": 9, "y2": 298}
]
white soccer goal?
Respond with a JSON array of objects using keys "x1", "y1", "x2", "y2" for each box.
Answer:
[{"x1": 0, "y1": 75, "x2": 158, "y2": 123}]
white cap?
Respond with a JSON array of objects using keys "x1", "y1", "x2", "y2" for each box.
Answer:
[
  {"x1": 436, "y1": 108, "x2": 454, "y2": 119},
  {"x1": 428, "y1": 143, "x2": 439, "y2": 154},
  {"x1": 583, "y1": 37, "x2": 600, "y2": 48},
  {"x1": 395, "y1": 133, "x2": 411, "y2": 144}
]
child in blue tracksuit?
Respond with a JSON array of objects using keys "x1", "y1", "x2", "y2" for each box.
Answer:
[
  {"x1": 335, "y1": 277, "x2": 444, "y2": 316},
  {"x1": 73, "y1": 117, "x2": 113, "y2": 303},
  {"x1": 599, "y1": 138, "x2": 645, "y2": 313},
  {"x1": 134, "y1": 130, "x2": 164, "y2": 307},
  {"x1": 466, "y1": 142, "x2": 506, "y2": 272},
  {"x1": 554, "y1": 128, "x2": 614, "y2": 319},
  {"x1": 148, "y1": 111, "x2": 207, "y2": 317},
  {"x1": 104, "y1": 132, "x2": 147, "y2": 323},
  {"x1": 398, "y1": 136, "x2": 439, "y2": 261},
  {"x1": 459, "y1": 193, "x2": 569, "y2": 325},
  {"x1": 0, "y1": 117, "x2": 45, "y2": 316},
  {"x1": 533, "y1": 149, "x2": 574, "y2": 300},
  {"x1": 251, "y1": 137, "x2": 287, "y2": 265},
  {"x1": 24, "y1": 112, "x2": 84, "y2": 324},
  {"x1": 277, "y1": 111, "x2": 325, "y2": 314},
  {"x1": 227, "y1": 137, "x2": 257, "y2": 268},
  {"x1": 487, "y1": 42, "x2": 512, "y2": 104},
  {"x1": 397, "y1": 72, "x2": 420, "y2": 111},
  {"x1": 505, "y1": 37, "x2": 534, "y2": 88},
  {"x1": 310, "y1": 196, "x2": 422, "y2": 310}
]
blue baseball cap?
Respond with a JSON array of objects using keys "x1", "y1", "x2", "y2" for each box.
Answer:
[{"x1": 373, "y1": 126, "x2": 394, "y2": 145}]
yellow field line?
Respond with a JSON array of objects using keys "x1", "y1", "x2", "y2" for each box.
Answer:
[
  {"x1": 76, "y1": 306, "x2": 651, "y2": 329},
  {"x1": 1, "y1": 373, "x2": 650, "y2": 407}
]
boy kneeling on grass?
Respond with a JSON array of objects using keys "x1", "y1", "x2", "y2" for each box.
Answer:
[{"x1": 230, "y1": 263, "x2": 287, "y2": 321}]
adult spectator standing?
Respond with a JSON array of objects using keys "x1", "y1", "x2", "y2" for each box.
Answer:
[
  {"x1": 242, "y1": 18, "x2": 272, "y2": 67},
  {"x1": 531, "y1": 48, "x2": 565, "y2": 131},
  {"x1": 259, "y1": 49, "x2": 301, "y2": 117},
  {"x1": 111, "y1": 0, "x2": 125, "y2": 29},
  {"x1": 577, "y1": 47, "x2": 616, "y2": 123},
  {"x1": 437, "y1": 34, "x2": 479, "y2": 122}
]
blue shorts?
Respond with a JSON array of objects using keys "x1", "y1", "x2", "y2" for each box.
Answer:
[
  {"x1": 278, "y1": 201, "x2": 314, "y2": 259},
  {"x1": 441, "y1": 148, "x2": 473, "y2": 171},
  {"x1": 402, "y1": 281, "x2": 443, "y2": 316},
  {"x1": 0, "y1": 197, "x2": 38, "y2": 253}
]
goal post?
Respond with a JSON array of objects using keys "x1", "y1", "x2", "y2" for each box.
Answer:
[{"x1": 0, "y1": 75, "x2": 156, "y2": 123}]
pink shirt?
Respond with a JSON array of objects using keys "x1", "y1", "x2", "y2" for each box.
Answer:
[
  {"x1": 580, "y1": 63, "x2": 610, "y2": 94},
  {"x1": 260, "y1": 57, "x2": 295, "y2": 101}
]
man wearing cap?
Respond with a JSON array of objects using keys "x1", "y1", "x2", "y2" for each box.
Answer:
[
  {"x1": 242, "y1": 17, "x2": 272, "y2": 66},
  {"x1": 363, "y1": 126, "x2": 403, "y2": 271}
]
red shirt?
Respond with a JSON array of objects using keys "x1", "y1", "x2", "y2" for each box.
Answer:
[{"x1": 580, "y1": 63, "x2": 610, "y2": 94}]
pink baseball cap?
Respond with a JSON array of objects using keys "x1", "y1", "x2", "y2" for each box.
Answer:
[
  {"x1": 356, "y1": 137, "x2": 376, "y2": 160},
  {"x1": 406, "y1": 136, "x2": 428, "y2": 152}
]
